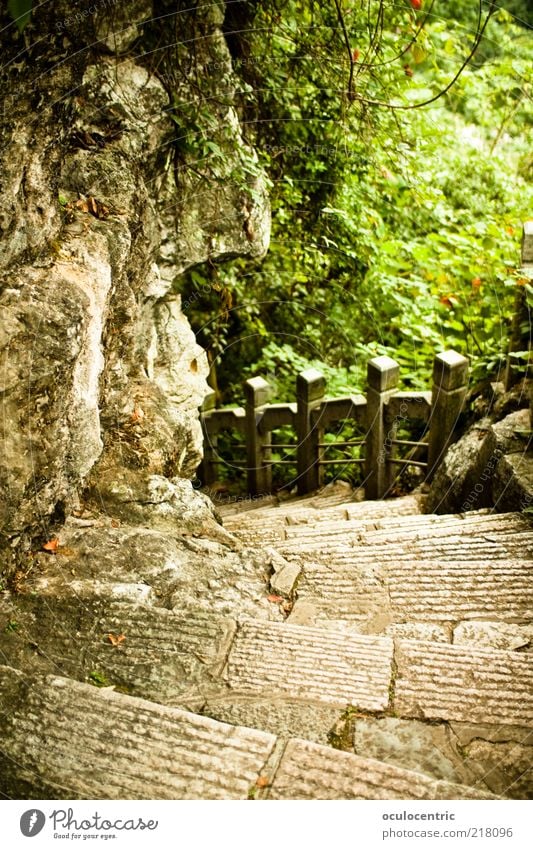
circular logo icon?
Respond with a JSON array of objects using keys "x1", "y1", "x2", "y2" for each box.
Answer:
[{"x1": 20, "y1": 810, "x2": 46, "y2": 837}]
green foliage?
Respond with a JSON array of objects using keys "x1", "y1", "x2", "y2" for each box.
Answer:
[
  {"x1": 181, "y1": 1, "x2": 532, "y2": 415},
  {"x1": 6, "y1": 0, "x2": 32, "y2": 31},
  {"x1": 88, "y1": 670, "x2": 111, "y2": 688}
]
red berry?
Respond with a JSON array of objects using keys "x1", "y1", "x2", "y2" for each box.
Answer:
[
  {"x1": 410, "y1": 0, "x2": 422, "y2": 9},
  {"x1": 352, "y1": 48, "x2": 360, "y2": 62}
]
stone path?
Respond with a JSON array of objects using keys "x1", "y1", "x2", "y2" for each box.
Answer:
[
  {"x1": 1, "y1": 483, "x2": 532, "y2": 799},
  {"x1": 0, "y1": 666, "x2": 492, "y2": 800}
]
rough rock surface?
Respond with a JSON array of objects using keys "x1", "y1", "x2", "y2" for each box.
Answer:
[
  {"x1": 427, "y1": 408, "x2": 533, "y2": 514},
  {"x1": 0, "y1": 0, "x2": 270, "y2": 581}
]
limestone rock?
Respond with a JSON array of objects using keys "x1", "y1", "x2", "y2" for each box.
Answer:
[
  {"x1": 94, "y1": 0, "x2": 152, "y2": 53},
  {"x1": 425, "y1": 419, "x2": 493, "y2": 513},
  {"x1": 351, "y1": 717, "x2": 472, "y2": 785},
  {"x1": 268, "y1": 549, "x2": 301, "y2": 597},
  {"x1": 493, "y1": 451, "x2": 533, "y2": 513},
  {"x1": 0, "y1": 5, "x2": 270, "y2": 582},
  {"x1": 19, "y1": 523, "x2": 282, "y2": 622},
  {"x1": 427, "y1": 409, "x2": 533, "y2": 514},
  {"x1": 84, "y1": 473, "x2": 236, "y2": 547},
  {"x1": 464, "y1": 739, "x2": 533, "y2": 799},
  {"x1": 453, "y1": 621, "x2": 533, "y2": 652}
]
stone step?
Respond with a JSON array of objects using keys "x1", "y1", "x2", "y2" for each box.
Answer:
[
  {"x1": 0, "y1": 667, "x2": 493, "y2": 799},
  {"x1": 225, "y1": 626, "x2": 533, "y2": 730},
  {"x1": 296, "y1": 559, "x2": 533, "y2": 624},
  {"x1": 3, "y1": 598, "x2": 532, "y2": 729},
  {"x1": 395, "y1": 640, "x2": 533, "y2": 726},
  {"x1": 222, "y1": 492, "x2": 422, "y2": 532},
  {"x1": 0, "y1": 665, "x2": 276, "y2": 800},
  {"x1": 285, "y1": 510, "x2": 526, "y2": 539},
  {"x1": 217, "y1": 481, "x2": 360, "y2": 518},
  {"x1": 0, "y1": 597, "x2": 392, "y2": 714},
  {"x1": 268, "y1": 738, "x2": 493, "y2": 800},
  {"x1": 245, "y1": 510, "x2": 530, "y2": 546},
  {"x1": 277, "y1": 530, "x2": 532, "y2": 561},
  {"x1": 225, "y1": 618, "x2": 393, "y2": 711}
]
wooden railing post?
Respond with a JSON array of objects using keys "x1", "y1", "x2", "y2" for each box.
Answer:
[
  {"x1": 427, "y1": 350, "x2": 469, "y2": 481},
  {"x1": 244, "y1": 377, "x2": 271, "y2": 495},
  {"x1": 365, "y1": 356, "x2": 400, "y2": 500},
  {"x1": 296, "y1": 368, "x2": 326, "y2": 495},
  {"x1": 199, "y1": 390, "x2": 217, "y2": 487}
]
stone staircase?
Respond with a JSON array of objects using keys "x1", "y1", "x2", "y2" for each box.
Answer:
[{"x1": 1, "y1": 483, "x2": 532, "y2": 799}]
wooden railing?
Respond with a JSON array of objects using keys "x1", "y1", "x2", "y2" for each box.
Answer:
[{"x1": 200, "y1": 350, "x2": 469, "y2": 499}]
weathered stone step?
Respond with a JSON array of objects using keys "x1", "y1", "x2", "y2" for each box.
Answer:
[
  {"x1": 0, "y1": 667, "x2": 493, "y2": 799},
  {"x1": 277, "y1": 531, "x2": 532, "y2": 560},
  {"x1": 297, "y1": 559, "x2": 533, "y2": 624},
  {"x1": 225, "y1": 505, "x2": 489, "y2": 546},
  {"x1": 222, "y1": 492, "x2": 422, "y2": 531},
  {"x1": 268, "y1": 738, "x2": 492, "y2": 800},
  {"x1": 0, "y1": 597, "x2": 235, "y2": 709},
  {"x1": 217, "y1": 481, "x2": 360, "y2": 518},
  {"x1": 4, "y1": 598, "x2": 532, "y2": 729},
  {"x1": 0, "y1": 597, "x2": 393, "y2": 714},
  {"x1": 261, "y1": 511, "x2": 531, "y2": 547},
  {"x1": 395, "y1": 640, "x2": 533, "y2": 726},
  {"x1": 0, "y1": 665, "x2": 275, "y2": 800},
  {"x1": 224, "y1": 627, "x2": 533, "y2": 729},
  {"x1": 225, "y1": 619, "x2": 393, "y2": 710}
]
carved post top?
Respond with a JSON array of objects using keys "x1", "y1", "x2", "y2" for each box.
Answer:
[
  {"x1": 367, "y1": 356, "x2": 399, "y2": 392},
  {"x1": 201, "y1": 389, "x2": 217, "y2": 412},
  {"x1": 433, "y1": 350, "x2": 469, "y2": 391},
  {"x1": 244, "y1": 376, "x2": 271, "y2": 407},
  {"x1": 296, "y1": 368, "x2": 326, "y2": 402}
]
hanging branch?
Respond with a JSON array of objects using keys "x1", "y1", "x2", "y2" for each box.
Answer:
[
  {"x1": 332, "y1": 0, "x2": 357, "y2": 101},
  {"x1": 334, "y1": 0, "x2": 496, "y2": 111}
]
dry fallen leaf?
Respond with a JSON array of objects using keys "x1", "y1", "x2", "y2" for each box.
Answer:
[
  {"x1": 256, "y1": 776, "x2": 270, "y2": 788},
  {"x1": 42, "y1": 538, "x2": 59, "y2": 554},
  {"x1": 107, "y1": 633, "x2": 126, "y2": 647},
  {"x1": 267, "y1": 594, "x2": 284, "y2": 603},
  {"x1": 68, "y1": 195, "x2": 111, "y2": 220}
]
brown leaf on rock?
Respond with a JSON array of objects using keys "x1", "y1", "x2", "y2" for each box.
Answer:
[
  {"x1": 256, "y1": 776, "x2": 270, "y2": 788},
  {"x1": 42, "y1": 538, "x2": 59, "y2": 554},
  {"x1": 107, "y1": 633, "x2": 126, "y2": 647},
  {"x1": 267, "y1": 594, "x2": 284, "y2": 603},
  {"x1": 67, "y1": 195, "x2": 111, "y2": 220}
]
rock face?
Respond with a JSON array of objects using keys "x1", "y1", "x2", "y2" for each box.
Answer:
[
  {"x1": 0, "y1": 1, "x2": 270, "y2": 579},
  {"x1": 426, "y1": 406, "x2": 533, "y2": 514}
]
